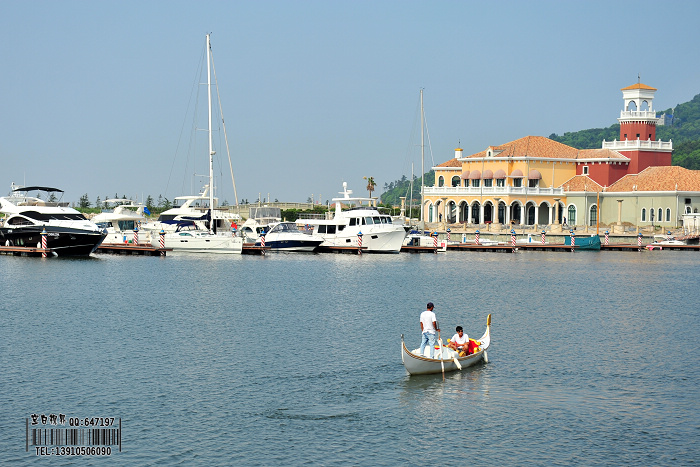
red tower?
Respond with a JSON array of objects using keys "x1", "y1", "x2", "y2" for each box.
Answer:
[{"x1": 602, "y1": 83, "x2": 672, "y2": 174}]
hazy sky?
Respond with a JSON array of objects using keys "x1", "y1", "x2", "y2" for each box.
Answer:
[{"x1": 2, "y1": 0, "x2": 699, "y2": 205}]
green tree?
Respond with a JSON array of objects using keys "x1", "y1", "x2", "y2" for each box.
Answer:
[
  {"x1": 363, "y1": 176, "x2": 376, "y2": 198},
  {"x1": 146, "y1": 195, "x2": 154, "y2": 210},
  {"x1": 79, "y1": 193, "x2": 91, "y2": 208}
]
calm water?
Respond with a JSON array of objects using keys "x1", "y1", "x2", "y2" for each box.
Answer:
[{"x1": 1, "y1": 250, "x2": 698, "y2": 465}]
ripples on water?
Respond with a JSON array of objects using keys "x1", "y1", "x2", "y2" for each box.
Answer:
[{"x1": 0, "y1": 251, "x2": 698, "y2": 465}]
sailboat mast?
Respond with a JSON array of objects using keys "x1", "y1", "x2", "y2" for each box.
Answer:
[
  {"x1": 206, "y1": 34, "x2": 215, "y2": 234},
  {"x1": 420, "y1": 89, "x2": 425, "y2": 229}
]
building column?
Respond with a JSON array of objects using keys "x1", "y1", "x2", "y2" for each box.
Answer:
[
  {"x1": 480, "y1": 204, "x2": 485, "y2": 224},
  {"x1": 553, "y1": 198, "x2": 560, "y2": 224},
  {"x1": 467, "y1": 203, "x2": 472, "y2": 224},
  {"x1": 520, "y1": 204, "x2": 526, "y2": 225},
  {"x1": 534, "y1": 204, "x2": 539, "y2": 226},
  {"x1": 617, "y1": 199, "x2": 623, "y2": 225}
]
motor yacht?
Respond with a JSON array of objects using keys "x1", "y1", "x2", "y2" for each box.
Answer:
[
  {"x1": 300, "y1": 182, "x2": 407, "y2": 253},
  {"x1": 0, "y1": 184, "x2": 107, "y2": 256},
  {"x1": 92, "y1": 199, "x2": 150, "y2": 244}
]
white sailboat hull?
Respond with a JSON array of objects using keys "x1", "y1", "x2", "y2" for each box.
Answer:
[{"x1": 152, "y1": 232, "x2": 243, "y2": 254}]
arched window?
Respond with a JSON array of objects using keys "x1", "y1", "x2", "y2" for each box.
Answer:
[
  {"x1": 451, "y1": 175, "x2": 460, "y2": 187},
  {"x1": 589, "y1": 205, "x2": 597, "y2": 226},
  {"x1": 666, "y1": 208, "x2": 671, "y2": 222},
  {"x1": 568, "y1": 205, "x2": 576, "y2": 225},
  {"x1": 438, "y1": 176, "x2": 444, "y2": 187},
  {"x1": 641, "y1": 208, "x2": 646, "y2": 222},
  {"x1": 658, "y1": 208, "x2": 663, "y2": 223}
]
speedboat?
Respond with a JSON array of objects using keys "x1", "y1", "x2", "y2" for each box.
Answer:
[
  {"x1": 651, "y1": 233, "x2": 685, "y2": 246},
  {"x1": 255, "y1": 221, "x2": 324, "y2": 252},
  {"x1": 240, "y1": 206, "x2": 284, "y2": 242},
  {"x1": 241, "y1": 207, "x2": 323, "y2": 252},
  {"x1": 0, "y1": 184, "x2": 107, "y2": 256},
  {"x1": 301, "y1": 182, "x2": 407, "y2": 253},
  {"x1": 92, "y1": 199, "x2": 150, "y2": 244},
  {"x1": 401, "y1": 314, "x2": 491, "y2": 376},
  {"x1": 403, "y1": 230, "x2": 447, "y2": 252}
]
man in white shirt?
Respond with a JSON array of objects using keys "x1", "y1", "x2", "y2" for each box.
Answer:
[
  {"x1": 419, "y1": 302, "x2": 439, "y2": 358},
  {"x1": 447, "y1": 326, "x2": 469, "y2": 354}
]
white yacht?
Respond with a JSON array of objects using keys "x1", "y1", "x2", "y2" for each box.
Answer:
[
  {"x1": 0, "y1": 184, "x2": 106, "y2": 256},
  {"x1": 92, "y1": 199, "x2": 150, "y2": 244},
  {"x1": 301, "y1": 182, "x2": 407, "y2": 253}
]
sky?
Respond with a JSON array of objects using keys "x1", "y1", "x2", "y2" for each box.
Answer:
[{"x1": 2, "y1": 0, "x2": 700, "y2": 206}]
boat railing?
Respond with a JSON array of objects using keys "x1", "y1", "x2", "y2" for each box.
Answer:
[{"x1": 297, "y1": 213, "x2": 325, "y2": 220}]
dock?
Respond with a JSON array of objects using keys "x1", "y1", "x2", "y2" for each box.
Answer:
[
  {"x1": 242, "y1": 244, "x2": 270, "y2": 255},
  {"x1": 0, "y1": 245, "x2": 53, "y2": 257},
  {"x1": 96, "y1": 243, "x2": 170, "y2": 256},
  {"x1": 316, "y1": 245, "x2": 368, "y2": 254}
]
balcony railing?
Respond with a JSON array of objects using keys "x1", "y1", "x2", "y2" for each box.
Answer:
[
  {"x1": 602, "y1": 139, "x2": 673, "y2": 151},
  {"x1": 619, "y1": 110, "x2": 657, "y2": 120},
  {"x1": 424, "y1": 186, "x2": 564, "y2": 197}
]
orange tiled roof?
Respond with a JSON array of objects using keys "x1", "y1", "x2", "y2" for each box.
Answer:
[
  {"x1": 576, "y1": 148, "x2": 628, "y2": 161},
  {"x1": 621, "y1": 83, "x2": 657, "y2": 91},
  {"x1": 607, "y1": 166, "x2": 700, "y2": 192},
  {"x1": 435, "y1": 158, "x2": 461, "y2": 168},
  {"x1": 465, "y1": 136, "x2": 579, "y2": 160},
  {"x1": 561, "y1": 175, "x2": 604, "y2": 193}
]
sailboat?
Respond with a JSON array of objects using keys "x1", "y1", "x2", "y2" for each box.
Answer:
[{"x1": 150, "y1": 34, "x2": 243, "y2": 254}]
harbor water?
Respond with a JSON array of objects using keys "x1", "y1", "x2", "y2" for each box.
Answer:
[{"x1": 1, "y1": 250, "x2": 698, "y2": 465}]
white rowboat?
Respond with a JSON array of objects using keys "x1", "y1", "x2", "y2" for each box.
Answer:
[{"x1": 401, "y1": 314, "x2": 491, "y2": 376}]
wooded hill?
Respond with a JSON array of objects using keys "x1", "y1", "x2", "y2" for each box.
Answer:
[{"x1": 380, "y1": 92, "x2": 700, "y2": 206}]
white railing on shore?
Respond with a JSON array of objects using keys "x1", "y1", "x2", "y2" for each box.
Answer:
[
  {"x1": 424, "y1": 186, "x2": 564, "y2": 197},
  {"x1": 602, "y1": 139, "x2": 673, "y2": 151}
]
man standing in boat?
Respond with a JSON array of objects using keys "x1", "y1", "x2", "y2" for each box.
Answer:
[{"x1": 419, "y1": 302, "x2": 439, "y2": 358}]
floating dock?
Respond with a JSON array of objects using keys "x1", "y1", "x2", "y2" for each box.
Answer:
[
  {"x1": 242, "y1": 244, "x2": 270, "y2": 255},
  {"x1": 0, "y1": 245, "x2": 53, "y2": 257},
  {"x1": 96, "y1": 243, "x2": 170, "y2": 256},
  {"x1": 316, "y1": 245, "x2": 368, "y2": 254}
]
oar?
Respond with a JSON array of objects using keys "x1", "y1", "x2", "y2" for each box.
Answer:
[{"x1": 437, "y1": 322, "x2": 445, "y2": 381}]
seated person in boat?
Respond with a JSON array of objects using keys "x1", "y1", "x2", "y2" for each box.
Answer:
[{"x1": 447, "y1": 326, "x2": 469, "y2": 354}]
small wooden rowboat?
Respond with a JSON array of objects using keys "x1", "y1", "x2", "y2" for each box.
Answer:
[{"x1": 401, "y1": 314, "x2": 491, "y2": 376}]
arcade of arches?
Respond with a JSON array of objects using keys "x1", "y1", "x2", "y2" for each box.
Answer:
[{"x1": 425, "y1": 199, "x2": 567, "y2": 226}]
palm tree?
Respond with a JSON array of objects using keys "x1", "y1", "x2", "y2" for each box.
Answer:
[{"x1": 363, "y1": 176, "x2": 376, "y2": 198}]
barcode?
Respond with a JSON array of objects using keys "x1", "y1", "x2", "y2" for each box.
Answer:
[{"x1": 29, "y1": 428, "x2": 120, "y2": 446}]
